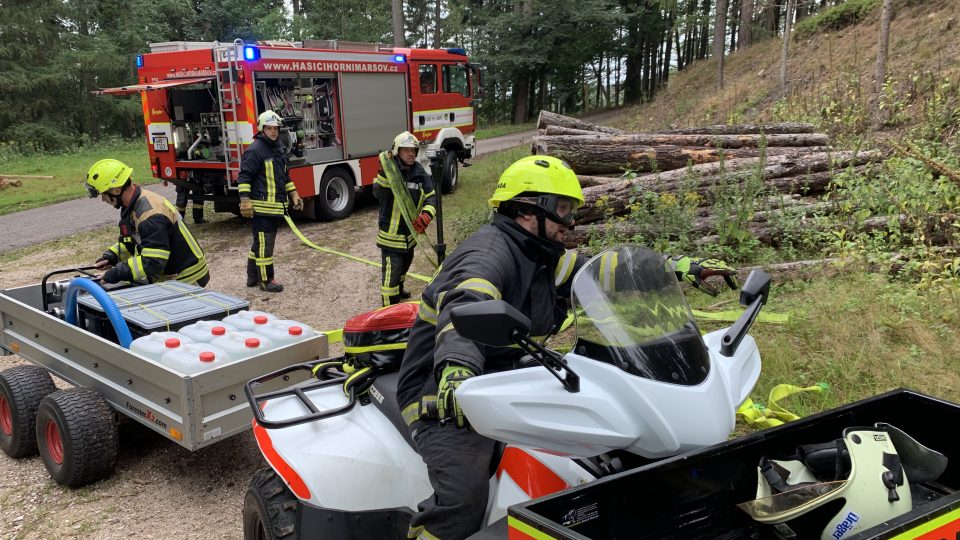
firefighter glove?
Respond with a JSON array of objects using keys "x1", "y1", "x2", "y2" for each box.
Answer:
[
  {"x1": 94, "y1": 256, "x2": 112, "y2": 269},
  {"x1": 239, "y1": 198, "x2": 253, "y2": 218},
  {"x1": 669, "y1": 255, "x2": 738, "y2": 296},
  {"x1": 101, "y1": 268, "x2": 120, "y2": 284},
  {"x1": 412, "y1": 212, "x2": 432, "y2": 233},
  {"x1": 437, "y1": 363, "x2": 475, "y2": 428},
  {"x1": 289, "y1": 190, "x2": 304, "y2": 212}
]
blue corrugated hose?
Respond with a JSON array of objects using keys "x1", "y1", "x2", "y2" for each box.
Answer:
[{"x1": 63, "y1": 277, "x2": 133, "y2": 349}]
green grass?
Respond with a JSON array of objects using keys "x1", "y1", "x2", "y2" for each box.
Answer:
[
  {"x1": 474, "y1": 122, "x2": 536, "y2": 140},
  {"x1": 0, "y1": 139, "x2": 153, "y2": 216},
  {"x1": 443, "y1": 146, "x2": 529, "y2": 244}
]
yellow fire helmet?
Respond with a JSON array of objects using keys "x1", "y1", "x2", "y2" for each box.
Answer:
[
  {"x1": 257, "y1": 110, "x2": 283, "y2": 132},
  {"x1": 84, "y1": 159, "x2": 133, "y2": 198},
  {"x1": 489, "y1": 155, "x2": 584, "y2": 225},
  {"x1": 392, "y1": 131, "x2": 420, "y2": 155}
]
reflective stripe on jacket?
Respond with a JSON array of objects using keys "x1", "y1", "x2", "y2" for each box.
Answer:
[
  {"x1": 237, "y1": 133, "x2": 296, "y2": 217},
  {"x1": 102, "y1": 188, "x2": 209, "y2": 285}
]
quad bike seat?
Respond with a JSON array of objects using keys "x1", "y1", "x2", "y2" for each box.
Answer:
[{"x1": 369, "y1": 371, "x2": 417, "y2": 450}]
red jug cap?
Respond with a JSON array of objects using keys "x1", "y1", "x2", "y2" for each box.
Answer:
[
  {"x1": 254, "y1": 315, "x2": 269, "y2": 324},
  {"x1": 245, "y1": 338, "x2": 261, "y2": 348},
  {"x1": 199, "y1": 351, "x2": 216, "y2": 362},
  {"x1": 288, "y1": 326, "x2": 303, "y2": 336},
  {"x1": 165, "y1": 338, "x2": 181, "y2": 348},
  {"x1": 211, "y1": 326, "x2": 226, "y2": 336}
]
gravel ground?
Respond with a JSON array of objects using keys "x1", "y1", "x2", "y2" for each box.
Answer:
[{"x1": 0, "y1": 200, "x2": 436, "y2": 539}]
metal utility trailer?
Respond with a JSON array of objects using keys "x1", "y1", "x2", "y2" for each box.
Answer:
[{"x1": 0, "y1": 280, "x2": 323, "y2": 486}]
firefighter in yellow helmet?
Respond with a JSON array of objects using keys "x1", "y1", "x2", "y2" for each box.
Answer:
[
  {"x1": 85, "y1": 159, "x2": 209, "y2": 287},
  {"x1": 238, "y1": 110, "x2": 304, "y2": 293},
  {"x1": 373, "y1": 131, "x2": 436, "y2": 306},
  {"x1": 395, "y1": 155, "x2": 739, "y2": 539}
]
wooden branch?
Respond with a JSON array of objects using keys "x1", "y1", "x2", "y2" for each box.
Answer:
[
  {"x1": 891, "y1": 141, "x2": 960, "y2": 187},
  {"x1": 536, "y1": 110, "x2": 624, "y2": 134},
  {"x1": 0, "y1": 174, "x2": 54, "y2": 179}
]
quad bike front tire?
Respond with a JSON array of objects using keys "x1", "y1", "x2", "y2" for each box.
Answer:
[
  {"x1": 244, "y1": 467, "x2": 299, "y2": 539},
  {"x1": 36, "y1": 388, "x2": 118, "y2": 487},
  {"x1": 0, "y1": 365, "x2": 57, "y2": 458}
]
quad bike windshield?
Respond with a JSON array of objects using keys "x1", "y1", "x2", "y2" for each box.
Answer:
[{"x1": 571, "y1": 246, "x2": 710, "y2": 386}]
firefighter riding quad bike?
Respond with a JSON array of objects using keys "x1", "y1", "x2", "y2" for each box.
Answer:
[{"x1": 242, "y1": 246, "x2": 771, "y2": 539}]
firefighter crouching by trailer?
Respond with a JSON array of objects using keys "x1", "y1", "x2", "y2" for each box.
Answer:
[
  {"x1": 239, "y1": 110, "x2": 304, "y2": 293},
  {"x1": 85, "y1": 159, "x2": 210, "y2": 287},
  {"x1": 374, "y1": 132, "x2": 436, "y2": 306}
]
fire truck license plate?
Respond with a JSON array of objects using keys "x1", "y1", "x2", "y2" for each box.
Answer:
[{"x1": 153, "y1": 136, "x2": 168, "y2": 151}]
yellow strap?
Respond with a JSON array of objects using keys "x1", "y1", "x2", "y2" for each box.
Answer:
[
  {"x1": 691, "y1": 308, "x2": 790, "y2": 324},
  {"x1": 136, "y1": 303, "x2": 173, "y2": 332},
  {"x1": 283, "y1": 215, "x2": 433, "y2": 283},
  {"x1": 737, "y1": 382, "x2": 829, "y2": 428}
]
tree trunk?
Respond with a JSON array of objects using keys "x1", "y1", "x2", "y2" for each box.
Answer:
[
  {"x1": 738, "y1": 0, "x2": 753, "y2": 48},
  {"x1": 392, "y1": 0, "x2": 405, "y2": 46},
  {"x1": 779, "y1": 0, "x2": 796, "y2": 93},
  {"x1": 434, "y1": 0, "x2": 441, "y2": 48},
  {"x1": 873, "y1": 0, "x2": 895, "y2": 128},
  {"x1": 763, "y1": 0, "x2": 777, "y2": 39},
  {"x1": 535, "y1": 141, "x2": 834, "y2": 175},
  {"x1": 656, "y1": 122, "x2": 815, "y2": 134},
  {"x1": 537, "y1": 110, "x2": 625, "y2": 134},
  {"x1": 575, "y1": 152, "x2": 879, "y2": 222},
  {"x1": 536, "y1": 132, "x2": 831, "y2": 148}
]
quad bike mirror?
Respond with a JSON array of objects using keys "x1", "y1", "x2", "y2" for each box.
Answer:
[
  {"x1": 721, "y1": 269, "x2": 772, "y2": 357},
  {"x1": 450, "y1": 300, "x2": 532, "y2": 347},
  {"x1": 739, "y1": 269, "x2": 771, "y2": 307}
]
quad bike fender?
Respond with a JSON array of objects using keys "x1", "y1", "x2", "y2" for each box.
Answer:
[
  {"x1": 257, "y1": 386, "x2": 431, "y2": 511},
  {"x1": 703, "y1": 329, "x2": 762, "y2": 410}
]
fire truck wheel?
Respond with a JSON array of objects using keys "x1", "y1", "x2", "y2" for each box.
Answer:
[
  {"x1": 316, "y1": 167, "x2": 356, "y2": 221},
  {"x1": 440, "y1": 151, "x2": 459, "y2": 194},
  {"x1": 243, "y1": 467, "x2": 298, "y2": 539},
  {"x1": 36, "y1": 388, "x2": 118, "y2": 488},
  {"x1": 0, "y1": 366, "x2": 57, "y2": 458}
]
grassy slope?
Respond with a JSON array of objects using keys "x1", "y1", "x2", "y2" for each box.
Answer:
[
  {"x1": 617, "y1": 0, "x2": 960, "y2": 134},
  {"x1": 0, "y1": 140, "x2": 153, "y2": 216}
]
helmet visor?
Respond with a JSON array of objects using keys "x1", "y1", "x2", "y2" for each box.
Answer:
[
  {"x1": 84, "y1": 182, "x2": 100, "y2": 198},
  {"x1": 737, "y1": 481, "x2": 847, "y2": 522},
  {"x1": 515, "y1": 195, "x2": 581, "y2": 226}
]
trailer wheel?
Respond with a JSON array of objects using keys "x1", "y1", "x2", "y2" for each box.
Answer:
[
  {"x1": 243, "y1": 467, "x2": 299, "y2": 539},
  {"x1": 36, "y1": 388, "x2": 118, "y2": 487},
  {"x1": 315, "y1": 168, "x2": 356, "y2": 221},
  {"x1": 0, "y1": 366, "x2": 57, "y2": 458},
  {"x1": 440, "y1": 151, "x2": 459, "y2": 194}
]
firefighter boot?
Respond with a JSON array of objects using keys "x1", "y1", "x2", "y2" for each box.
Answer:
[
  {"x1": 260, "y1": 279, "x2": 284, "y2": 293},
  {"x1": 398, "y1": 283, "x2": 412, "y2": 301},
  {"x1": 193, "y1": 207, "x2": 206, "y2": 224},
  {"x1": 246, "y1": 260, "x2": 258, "y2": 287}
]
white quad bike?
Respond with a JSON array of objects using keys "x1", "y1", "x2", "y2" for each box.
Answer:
[{"x1": 241, "y1": 246, "x2": 771, "y2": 539}]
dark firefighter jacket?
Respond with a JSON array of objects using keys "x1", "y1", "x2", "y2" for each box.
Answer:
[
  {"x1": 373, "y1": 159, "x2": 436, "y2": 252},
  {"x1": 101, "y1": 187, "x2": 209, "y2": 285},
  {"x1": 397, "y1": 212, "x2": 586, "y2": 417},
  {"x1": 237, "y1": 133, "x2": 296, "y2": 217}
]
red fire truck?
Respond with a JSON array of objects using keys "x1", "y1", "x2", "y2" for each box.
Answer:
[{"x1": 99, "y1": 39, "x2": 480, "y2": 220}]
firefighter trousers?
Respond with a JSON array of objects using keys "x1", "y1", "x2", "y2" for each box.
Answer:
[
  {"x1": 407, "y1": 421, "x2": 498, "y2": 540},
  {"x1": 247, "y1": 216, "x2": 280, "y2": 284},
  {"x1": 175, "y1": 185, "x2": 205, "y2": 223},
  {"x1": 380, "y1": 248, "x2": 414, "y2": 306}
]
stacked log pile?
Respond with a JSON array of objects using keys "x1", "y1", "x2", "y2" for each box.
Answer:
[{"x1": 532, "y1": 112, "x2": 932, "y2": 249}]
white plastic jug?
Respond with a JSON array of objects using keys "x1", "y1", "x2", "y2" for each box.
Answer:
[
  {"x1": 179, "y1": 320, "x2": 239, "y2": 343},
  {"x1": 256, "y1": 320, "x2": 317, "y2": 347},
  {"x1": 160, "y1": 342, "x2": 232, "y2": 374},
  {"x1": 130, "y1": 332, "x2": 194, "y2": 362},
  {"x1": 210, "y1": 331, "x2": 276, "y2": 361},
  {"x1": 221, "y1": 310, "x2": 275, "y2": 332}
]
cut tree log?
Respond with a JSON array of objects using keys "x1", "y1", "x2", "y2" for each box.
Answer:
[
  {"x1": 575, "y1": 153, "x2": 879, "y2": 223},
  {"x1": 536, "y1": 110, "x2": 624, "y2": 135},
  {"x1": 541, "y1": 126, "x2": 605, "y2": 136},
  {"x1": 0, "y1": 178, "x2": 24, "y2": 189},
  {"x1": 534, "y1": 141, "x2": 833, "y2": 175},
  {"x1": 535, "y1": 132, "x2": 831, "y2": 149},
  {"x1": 576, "y1": 175, "x2": 624, "y2": 188},
  {"x1": 655, "y1": 122, "x2": 816, "y2": 135}
]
